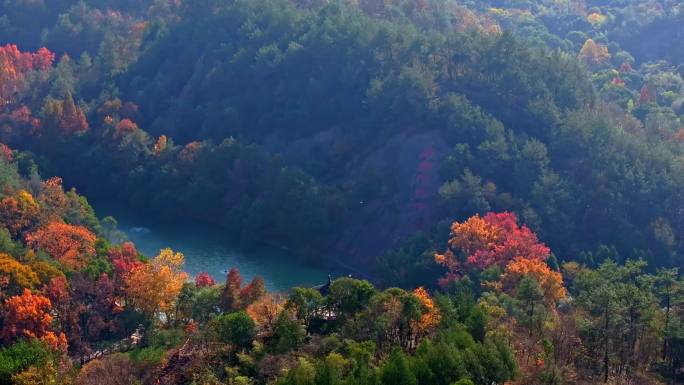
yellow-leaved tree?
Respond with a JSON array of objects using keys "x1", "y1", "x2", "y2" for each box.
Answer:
[
  {"x1": 411, "y1": 287, "x2": 441, "y2": 338},
  {"x1": 0, "y1": 253, "x2": 39, "y2": 294},
  {"x1": 578, "y1": 38, "x2": 610, "y2": 68},
  {"x1": 500, "y1": 257, "x2": 567, "y2": 307},
  {"x1": 125, "y1": 248, "x2": 188, "y2": 320}
]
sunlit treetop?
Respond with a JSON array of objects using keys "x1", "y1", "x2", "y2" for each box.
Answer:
[
  {"x1": 436, "y1": 212, "x2": 550, "y2": 286},
  {"x1": 501, "y1": 256, "x2": 566, "y2": 306},
  {"x1": 1, "y1": 288, "x2": 67, "y2": 351},
  {"x1": 0, "y1": 45, "x2": 54, "y2": 103},
  {"x1": 25, "y1": 222, "x2": 97, "y2": 270}
]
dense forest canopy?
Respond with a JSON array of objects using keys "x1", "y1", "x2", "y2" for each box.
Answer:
[
  {"x1": 0, "y1": 0, "x2": 683, "y2": 384},
  {"x1": 1, "y1": 0, "x2": 684, "y2": 276}
]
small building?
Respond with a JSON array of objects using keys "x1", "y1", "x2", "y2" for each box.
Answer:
[{"x1": 312, "y1": 274, "x2": 333, "y2": 296}]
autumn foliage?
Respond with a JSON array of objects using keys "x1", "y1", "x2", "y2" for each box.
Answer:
[
  {"x1": 124, "y1": 248, "x2": 188, "y2": 318},
  {"x1": 153, "y1": 135, "x2": 168, "y2": 156},
  {"x1": 0, "y1": 190, "x2": 39, "y2": 238},
  {"x1": 435, "y1": 212, "x2": 550, "y2": 285},
  {"x1": 241, "y1": 276, "x2": 267, "y2": 305},
  {"x1": 639, "y1": 83, "x2": 656, "y2": 104},
  {"x1": 246, "y1": 293, "x2": 286, "y2": 336},
  {"x1": 578, "y1": 38, "x2": 610, "y2": 67},
  {"x1": 221, "y1": 268, "x2": 267, "y2": 312},
  {"x1": 194, "y1": 272, "x2": 216, "y2": 288},
  {"x1": 0, "y1": 106, "x2": 41, "y2": 139},
  {"x1": 0, "y1": 253, "x2": 40, "y2": 294},
  {"x1": 411, "y1": 287, "x2": 440, "y2": 336},
  {"x1": 25, "y1": 222, "x2": 97, "y2": 270},
  {"x1": 41, "y1": 93, "x2": 89, "y2": 137},
  {"x1": 586, "y1": 12, "x2": 606, "y2": 25},
  {"x1": 109, "y1": 242, "x2": 142, "y2": 278},
  {"x1": 178, "y1": 141, "x2": 203, "y2": 163},
  {"x1": 221, "y1": 267, "x2": 243, "y2": 312},
  {"x1": 0, "y1": 45, "x2": 53, "y2": 72},
  {"x1": 0, "y1": 44, "x2": 54, "y2": 103},
  {"x1": 114, "y1": 118, "x2": 138, "y2": 138},
  {"x1": 433, "y1": 213, "x2": 571, "y2": 381},
  {"x1": 0, "y1": 143, "x2": 13, "y2": 162},
  {"x1": 1, "y1": 289, "x2": 67, "y2": 351},
  {"x1": 501, "y1": 257, "x2": 566, "y2": 305},
  {"x1": 36, "y1": 177, "x2": 69, "y2": 223}
]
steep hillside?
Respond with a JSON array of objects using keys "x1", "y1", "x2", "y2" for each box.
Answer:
[
  {"x1": 0, "y1": 0, "x2": 683, "y2": 275},
  {"x1": 0, "y1": 1, "x2": 683, "y2": 384}
]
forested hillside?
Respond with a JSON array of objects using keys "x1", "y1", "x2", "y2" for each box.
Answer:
[
  {"x1": 2, "y1": 0, "x2": 684, "y2": 276},
  {"x1": 0, "y1": 150, "x2": 680, "y2": 384},
  {"x1": 0, "y1": 0, "x2": 683, "y2": 384}
]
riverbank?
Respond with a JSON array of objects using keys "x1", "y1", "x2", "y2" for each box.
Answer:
[{"x1": 92, "y1": 201, "x2": 331, "y2": 292}]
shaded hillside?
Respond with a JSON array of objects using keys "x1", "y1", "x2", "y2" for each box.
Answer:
[{"x1": 0, "y1": 0, "x2": 682, "y2": 275}]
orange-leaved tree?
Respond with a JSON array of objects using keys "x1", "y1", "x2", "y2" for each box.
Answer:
[
  {"x1": 435, "y1": 212, "x2": 550, "y2": 286},
  {"x1": 411, "y1": 287, "x2": 441, "y2": 338},
  {"x1": 152, "y1": 135, "x2": 168, "y2": 156},
  {"x1": 578, "y1": 38, "x2": 610, "y2": 68},
  {"x1": 1, "y1": 288, "x2": 67, "y2": 351},
  {"x1": 501, "y1": 257, "x2": 566, "y2": 306},
  {"x1": 0, "y1": 190, "x2": 40, "y2": 238},
  {"x1": 246, "y1": 293, "x2": 286, "y2": 337},
  {"x1": 25, "y1": 222, "x2": 97, "y2": 270}
]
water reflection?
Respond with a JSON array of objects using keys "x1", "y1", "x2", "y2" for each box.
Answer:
[{"x1": 94, "y1": 202, "x2": 329, "y2": 292}]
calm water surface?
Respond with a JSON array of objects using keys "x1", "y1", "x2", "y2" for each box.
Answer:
[{"x1": 93, "y1": 202, "x2": 329, "y2": 292}]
